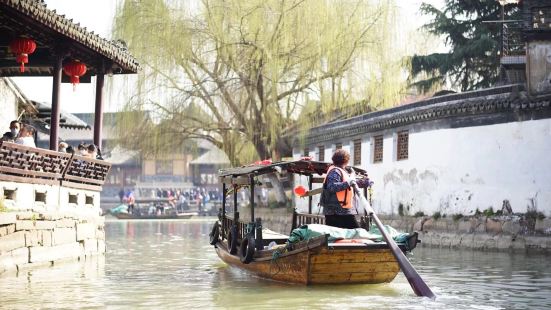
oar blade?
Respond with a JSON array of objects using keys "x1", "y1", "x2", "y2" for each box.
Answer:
[{"x1": 353, "y1": 185, "x2": 436, "y2": 299}]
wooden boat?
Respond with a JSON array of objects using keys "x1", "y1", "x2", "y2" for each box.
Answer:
[
  {"x1": 110, "y1": 198, "x2": 199, "y2": 220},
  {"x1": 209, "y1": 159, "x2": 419, "y2": 285}
]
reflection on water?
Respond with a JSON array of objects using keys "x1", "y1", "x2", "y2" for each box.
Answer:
[{"x1": 1, "y1": 219, "x2": 551, "y2": 309}]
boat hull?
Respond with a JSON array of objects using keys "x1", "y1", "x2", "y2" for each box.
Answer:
[{"x1": 215, "y1": 237, "x2": 400, "y2": 285}]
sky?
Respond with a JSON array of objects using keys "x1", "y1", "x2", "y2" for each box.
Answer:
[{"x1": 11, "y1": 0, "x2": 445, "y2": 114}]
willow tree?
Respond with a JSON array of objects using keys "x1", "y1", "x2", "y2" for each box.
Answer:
[{"x1": 114, "y1": 0, "x2": 400, "y2": 165}]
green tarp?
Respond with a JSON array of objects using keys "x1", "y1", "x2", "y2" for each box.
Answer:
[
  {"x1": 287, "y1": 223, "x2": 409, "y2": 244},
  {"x1": 110, "y1": 204, "x2": 128, "y2": 214}
]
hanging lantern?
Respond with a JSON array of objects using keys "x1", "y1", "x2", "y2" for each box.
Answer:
[
  {"x1": 63, "y1": 60, "x2": 87, "y2": 90},
  {"x1": 9, "y1": 37, "x2": 37, "y2": 73}
]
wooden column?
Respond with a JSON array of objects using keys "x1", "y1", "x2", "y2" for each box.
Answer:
[
  {"x1": 49, "y1": 56, "x2": 63, "y2": 151},
  {"x1": 308, "y1": 175, "x2": 313, "y2": 214},
  {"x1": 250, "y1": 174, "x2": 255, "y2": 223},
  {"x1": 93, "y1": 66, "x2": 105, "y2": 150}
]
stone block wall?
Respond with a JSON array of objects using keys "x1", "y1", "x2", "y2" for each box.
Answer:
[
  {"x1": 379, "y1": 214, "x2": 551, "y2": 253},
  {"x1": 0, "y1": 211, "x2": 105, "y2": 275}
]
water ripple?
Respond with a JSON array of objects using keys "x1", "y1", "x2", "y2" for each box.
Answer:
[{"x1": 1, "y1": 220, "x2": 550, "y2": 309}]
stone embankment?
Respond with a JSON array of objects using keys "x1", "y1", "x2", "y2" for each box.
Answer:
[
  {"x1": 0, "y1": 211, "x2": 105, "y2": 275},
  {"x1": 380, "y1": 215, "x2": 551, "y2": 253},
  {"x1": 237, "y1": 206, "x2": 551, "y2": 253}
]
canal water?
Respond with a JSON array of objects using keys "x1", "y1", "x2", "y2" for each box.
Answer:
[{"x1": 1, "y1": 219, "x2": 550, "y2": 309}]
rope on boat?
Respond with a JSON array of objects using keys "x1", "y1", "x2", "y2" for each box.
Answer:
[
  {"x1": 269, "y1": 238, "x2": 315, "y2": 276},
  {"x1": 270, "y1": 245, "x2": 287, "y2": 275}
]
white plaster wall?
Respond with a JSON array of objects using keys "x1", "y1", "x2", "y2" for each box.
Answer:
[
  {"x1": 365, "y1": 119, "x2": 551, "y2": 216},
  {"x1": 1, "y1": 182, "x2": 102, "y2": 216},
  {"x1": 294, "y1": 118, "x2": 551, "y2": 216},
  {"x1": 0, "y1": 79, "x2": 18, "y2": 131},
  {"x1": 361, "y1": 138, "x2": 371, "y2": 167}
]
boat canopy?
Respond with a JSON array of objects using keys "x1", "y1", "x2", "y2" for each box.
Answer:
[{"x1": 218, "y1": 159, "x2": 367, "y2": 179}]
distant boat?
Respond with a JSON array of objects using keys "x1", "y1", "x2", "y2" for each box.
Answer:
[
  {"x1": 113, "y1": 212, "x2": 197, "y2": 220},
  {"x1": 109, "y1": 200, "x2": 198, "y2": 220}
]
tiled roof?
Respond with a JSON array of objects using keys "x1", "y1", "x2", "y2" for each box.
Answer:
[
  {"x1": 0, "y1": 0, "x2": 139, "y2": 73},
  {"x1": 304, "y1": 84, "x2": 551, "y2": 144},
  {"x1": 189, "y1": 147, "x2": 230, "y2": 165}
]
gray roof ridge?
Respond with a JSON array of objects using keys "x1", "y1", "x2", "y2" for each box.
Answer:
[{"x1": 310, "y1": 84, "x2": 526, "y2": 133}]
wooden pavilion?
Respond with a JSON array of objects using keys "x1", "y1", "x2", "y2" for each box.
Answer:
[{"x1": 0, "y1": 0, "x2": 139, "y2": 151}]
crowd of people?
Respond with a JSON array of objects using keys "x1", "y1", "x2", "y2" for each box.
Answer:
[
  {"x1": 1, "y1": 120, "x2": 103, "y2": 160},
  {"x1": 118, "y1": 187, "x2": 222, "y2": 215}
]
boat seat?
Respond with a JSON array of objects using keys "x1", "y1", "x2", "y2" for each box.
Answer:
[{"x1": 261, "y1": 228, "x2": 289, "y2": 245}]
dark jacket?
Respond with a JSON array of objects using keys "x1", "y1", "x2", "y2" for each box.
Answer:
[{"x1": 321, "y1": 168, "x2": 370, "y2": 215}]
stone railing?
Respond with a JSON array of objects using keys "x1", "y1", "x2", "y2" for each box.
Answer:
[{"x1": 0, "y1": 141, "x2": 111, "y2": 191}]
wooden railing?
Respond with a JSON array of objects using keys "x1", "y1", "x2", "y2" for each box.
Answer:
[
  {"x1": 292, "y1": 211, "x2": 373, "y2": 232},
  {"x1": 222, "y1": 215, "x2": 248, "y2": 241},
  {"x1": 62, "y1": 154, "x2": 111, "y2": 191},
  {"x1": 292, "y1": 212, "x2": 326, "y2": 230},
  {"x1": 0, "y1": 141, "x2": 71, "y2": 185},
  {"x1": 0, "y1": 142, "x2": 111, "y2": 191}
]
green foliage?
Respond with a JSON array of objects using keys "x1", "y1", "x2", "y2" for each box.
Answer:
[
  {"x1": 413, "y1": 211, "x2": 425, "y2": 218},
  {"x1": 113, "y1": 0, "x2": 407, "y2": 165},
  {"x1": 0, "y1": 197, "x2": 6, "y2": 212},
  {"x1": 452, "y1": 213, "x2": 463, "y2": 221},
  {"x1": 432, "y1": 211, "x2": 442, "y2": 220},
  {"x1": 474, "y1": 208, "x2": 482, "y2": 216},
  {"x1": 483, "y1": 207, "x2": 495, "y2": 217},
  {"x1": 409, "y1": 0, "x2": 520, "y2": 92}
]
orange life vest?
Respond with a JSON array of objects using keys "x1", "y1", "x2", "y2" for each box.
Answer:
[{"x1": 324, "y1": 166, "x2": 354, "y2": 209}]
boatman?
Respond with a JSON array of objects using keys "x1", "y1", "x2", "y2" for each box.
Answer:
[{"x1": 320, "y1": 149, "x2": 371, "y2": 229}]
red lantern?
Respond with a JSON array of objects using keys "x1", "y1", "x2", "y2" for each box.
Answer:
[
  {"x1": 9, "y1": 37, "x2": 37, "y2": 73},
  {"x1": 294, "y1": 185, "x2": 307, "y2": 197},
  {"x1": 63, "y1": 60, "x2": 87, "y2": 90}
]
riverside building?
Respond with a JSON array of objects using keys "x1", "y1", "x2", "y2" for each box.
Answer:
[
  {"x1": 293, "y1": 0, "x2": 551, "y2": 218},
  {"x1": 0, "y1": 0, "x2": 138, "y2": 274}
]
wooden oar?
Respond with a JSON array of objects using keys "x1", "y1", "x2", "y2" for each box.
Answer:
[{"x1": 352, "y1": 184, "x2": 436, "y2": 299}]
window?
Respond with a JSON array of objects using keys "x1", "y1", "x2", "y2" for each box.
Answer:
[
  {"x1": 353, "y1": 139, "x2": 361, "y2": 166},
  {"x1": 3, "y1": 189, "x2": 16, "y2": 201},
  {"x1": 85, "y1": 195, "x2": 94, "y2": 205},
  {"x1": 318, "y1": 145, "x2": 325, "y2": 161},
  {"x1": 156, "y1": 160, "x2": 173, "y2": 175},
  {"x1": 303, "y1": 147, "x2": 309, "y2": 157},
  {"x1": 397, "y1": 130, "x2": 409, "y2": 160},
  {"x1": 35, "y1": 191, "x2": 46, "y2": 203},
  {"x1": 533, "y1": 7, "x2": 551, "y2": 29},
  {"x1": 335, "y1": 143, "x2": 342, "y2": 150},
  {"x1": 68, "y1": 194, "x2": 78, "y2": 204},
  {"x1": 373, "y1": 135, "x2": 383, "y2": 163}
]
